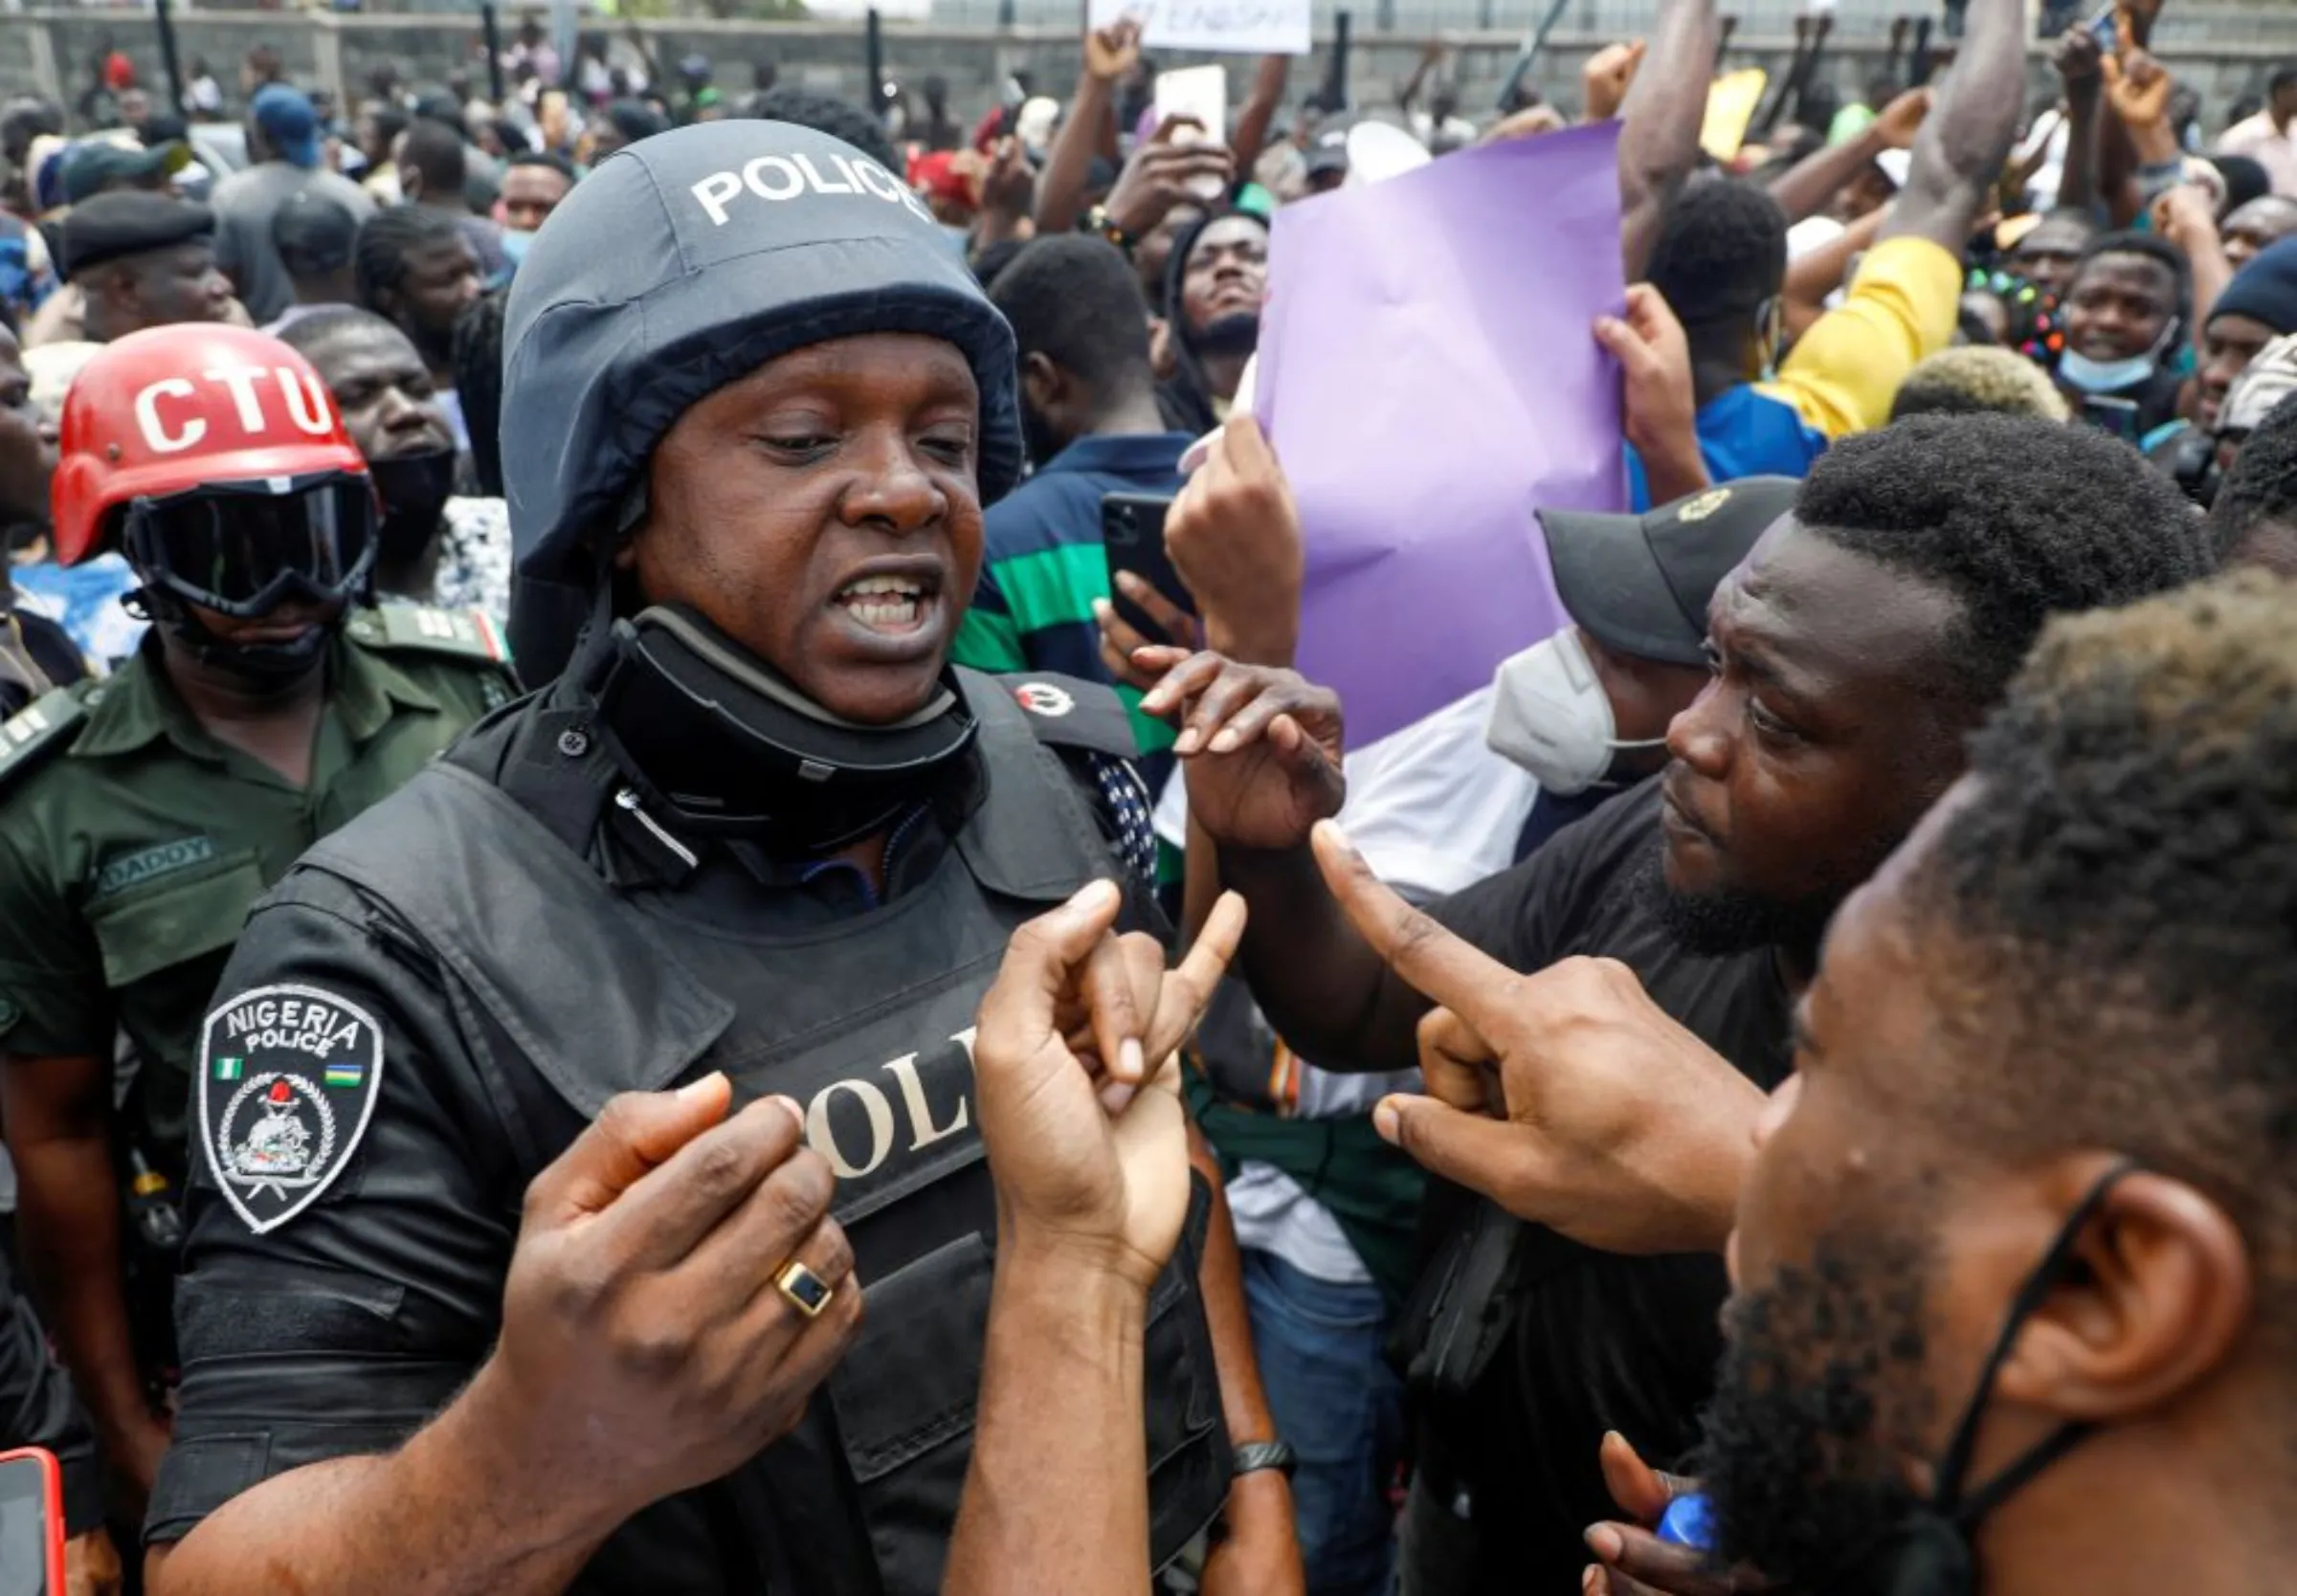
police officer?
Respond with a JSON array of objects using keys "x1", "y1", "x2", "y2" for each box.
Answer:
[
  {"x1": 0, "y1": 322, "x2": 514, "y2": 1519},
  {"x1": 147, "y1": 122, "x2": 1298, "y2": 1596}
]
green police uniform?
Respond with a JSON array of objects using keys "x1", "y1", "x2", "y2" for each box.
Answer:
[{"x1": 0, "y1": 603, "x2": 516, "y2": 1172}]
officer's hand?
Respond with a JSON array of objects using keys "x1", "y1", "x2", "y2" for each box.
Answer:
[
  {"x1": 481, "y1": 1075, "x2": 859, "y2": 1522},
  {"x1": 1135, "y1": 651, "x2": 1346, "y2": 851},
  {"x1": 974, "y1": 880, "x2": 1246, "y2": 1290},
  {"x1": 1587, "y1": 1432, "x2": 1756, "y2": 1595},
  {"x1": 1312, "y1": 822, "x2": 1763, "y2": 1257}
]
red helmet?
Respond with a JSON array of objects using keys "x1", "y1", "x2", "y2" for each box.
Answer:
[{"x1": 51, "y1": 323, "x2": 368, "y2": 567}]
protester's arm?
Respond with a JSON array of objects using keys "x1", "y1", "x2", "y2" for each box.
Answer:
[
  {"x1": 1035, "y1": 20, "x2": 1137, "y2": 236},
  {"x1": 1230, "y1": 55, "x2": 1289, "y2": 183},
  {"x1": 1129, "y1": 651, "x2": 1428, "y2": 1075},
  {"x1": 1580, "y1": 41, "x2": 1647, "y2": 125},
  {"x1": 2100, "y1": 41, "x2": 2181, "y2": 205},
  {"x1": 2045, "y1": 29, "x2": 2107, "y2": 219},
  {"x1": 1878, "y1": 0, "x2": 2026, "y2": 254},
  {"x1": 1765, "y1": 87, "x2": 1929, "y2": 223},
  {"x1": 973, "y1": 137, "x2": 1037, "y2": 250},
  {"x1": 950, "y1": 1249, "x2": 1150, "y2": 1596},
  {"x1": 1149, "y1": 417, "x2": 1303, "y2": 945},
  {"x1": 1596, "y1": 284, "x2": 1708, "y2": 506},
  {"x1": 948, "y1": 885, "x2": 1244, "y2": 1596},
  {"x1": 1192, "y1": 1127, "x2": 1304, "y2": 1596},
  {"x1": 1, "y1": 1053, "x2": 163, "y2": 1508},
  {"x1": 2154, "y1": 184, "x2": 2230, "y2": 335},
  {"x1": 1782, "y1": 203, "x2": 1888, "y2": 316},
  {"x1": 1762, "y1": 0, "x2": 2017, "y2": 438},
  {"x1": 1615, "y1": 0, "x2": 1718, "y2": 281}
]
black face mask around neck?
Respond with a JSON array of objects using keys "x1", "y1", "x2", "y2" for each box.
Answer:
[
  {"x1": 1804, "y1": 1161, "x2": 2140, "y2": 1596},
  {"x1": 589, "y1": 600, "x2": 979, "y2": 853},
  {"x1": 368, "y1": 449, "x2": 458, "y2": 569}
]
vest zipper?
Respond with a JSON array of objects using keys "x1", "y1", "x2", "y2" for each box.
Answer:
[{"x1": 615, "y1": 787, "x2": 699, "y2": 869}]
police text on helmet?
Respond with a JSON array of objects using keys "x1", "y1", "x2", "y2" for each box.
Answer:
[{"x1": 687, "y1": 150, "x2": 932, "y2": 230}]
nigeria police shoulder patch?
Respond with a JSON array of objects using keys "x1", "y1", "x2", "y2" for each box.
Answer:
[{"x1": 197, "y1": 984, "x2": 384, "y2": 1235}]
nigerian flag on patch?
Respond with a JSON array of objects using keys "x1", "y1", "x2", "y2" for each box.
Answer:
[
  {"x1": 323, "y1": 1063, "x2": 365, "y2": 1089},
  {"x1": 213, "y1": 1056, "x2": 243, "y2": 1082}
]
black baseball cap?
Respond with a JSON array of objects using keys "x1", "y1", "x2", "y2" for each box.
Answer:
[
  {"x1": 1304, "y1": 122, "x2": 1351, "y2": 179},
  {"x1": 1535, "y1": 477, "x2": 1800, "y2": 668}
]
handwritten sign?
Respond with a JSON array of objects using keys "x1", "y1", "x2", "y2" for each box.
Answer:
[{"x1": 1089, "y1": 0, "x2": 1311, "y2": 57}]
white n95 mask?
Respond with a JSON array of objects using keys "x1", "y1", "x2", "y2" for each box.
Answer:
[{"x1": 1484, "y1": 629, "x2": 1666, "y2": 796}]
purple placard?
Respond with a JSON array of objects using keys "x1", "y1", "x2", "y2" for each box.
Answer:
[{"x1": 1258, "y1": 121, "x2": 1628, "y2": 747}]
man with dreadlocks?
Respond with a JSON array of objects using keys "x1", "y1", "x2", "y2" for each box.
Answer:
[{"x1": 352, "y1": 204, "x2": 480, "y2": 453}]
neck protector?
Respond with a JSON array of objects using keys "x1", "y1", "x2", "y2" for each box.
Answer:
[{"x1": 589, "y1": 599, "x2": 978, "y2": 852}]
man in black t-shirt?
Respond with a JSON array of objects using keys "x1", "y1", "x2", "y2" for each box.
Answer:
[{"x1": 1139, "y1": 413, "x2": 2212, "y2": 1594}]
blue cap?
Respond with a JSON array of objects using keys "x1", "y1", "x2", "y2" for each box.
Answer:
[
  {"x1": 251, "y1": 83, "x2": 322, "y2": 170},
  {"x1": 2211, "y1": 235, "x2": 2297, "y2": 338},
  {"x1": 500, "y1": 119, "x2": 1021, "y2": 681}
]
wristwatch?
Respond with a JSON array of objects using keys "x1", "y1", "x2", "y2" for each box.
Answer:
[
  {"x1": 1232, "y1": 1438, "x2": 1297, "y2": 1480},
  {"x1": 1081, "y1": 203, "x2": 1137, "y2": 255}
]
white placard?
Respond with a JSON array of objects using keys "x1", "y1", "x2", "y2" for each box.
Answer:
[{"x1": 1091, "y1": 0, "x2": 1311, "y2": 58}]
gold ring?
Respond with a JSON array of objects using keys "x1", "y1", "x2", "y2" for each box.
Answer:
[{"x1": 774, "y1": 1258, "x2": 834, "y2": 1319}]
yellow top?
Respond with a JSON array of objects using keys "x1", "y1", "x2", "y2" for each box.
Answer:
[{"x1": 1757, "y1": 233, "x2": 1965, "y2": 441}]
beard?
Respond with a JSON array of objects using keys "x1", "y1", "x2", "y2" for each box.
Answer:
[
  {"x1": 1636, "y1": 837, "x2": 1838, "y2": 963},
  {"x1": 1697, "y1": 1227, "x2": 1937, "y2": 1588},
  {"x1": 1191, "y1": 310, "x2": 1261, "y2": 359}
]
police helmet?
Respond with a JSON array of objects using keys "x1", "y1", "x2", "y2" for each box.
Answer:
[{"x1": 501, "y1": 120, "x2": 1022, "y2": 681}]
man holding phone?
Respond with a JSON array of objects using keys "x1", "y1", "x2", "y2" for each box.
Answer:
[{"x1": 953, "y1": 234, "x2": 1201, "y2": 787}]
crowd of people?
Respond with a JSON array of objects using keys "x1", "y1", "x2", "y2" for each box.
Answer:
[{"x1": 0, "y1": 1, "x2": 2291, "y2": 1593}]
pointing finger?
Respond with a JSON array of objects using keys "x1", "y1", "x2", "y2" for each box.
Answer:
[{"x1": 1311, "y1": 820, "x2": 1525, "y2": 1035}]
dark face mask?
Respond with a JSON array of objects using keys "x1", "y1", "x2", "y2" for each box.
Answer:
[
  {"x1": 1707, "y1": 1161, "x2": 2136, "y2": 1596},
  {"x1": 366, "y1": 449, "x2": 458, "y2": 568}
]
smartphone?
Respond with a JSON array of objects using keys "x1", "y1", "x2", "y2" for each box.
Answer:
[
  {"x1": 1101, "y1": 492, "x2": 1195, "y2": 647},
  {"x1": 2085, "y1": 2, "x2": 2118, "y2": 45},
  {"x1": 0, "y1": 1449, "x2": 64, "y2": 1596},
  {"x1": 2080, "y1": 393, "x2": 2141, "y2": 443}
]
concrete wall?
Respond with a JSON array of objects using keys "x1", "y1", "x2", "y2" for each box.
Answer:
[{"x1": 4, "y1": 6, "x2": 2292, "y2": 131}]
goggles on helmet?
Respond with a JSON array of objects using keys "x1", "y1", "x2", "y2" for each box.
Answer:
[{"x1": 122, "y1": 473, "x2": 378, "y2": 619}]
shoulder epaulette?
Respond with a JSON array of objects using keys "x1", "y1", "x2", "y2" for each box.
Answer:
[
  {"x1": 991, "y1": 672, "x2": 1140, "y2": 761},
  {"x1": 347, "y1": 603, "x2": 512, "y2": 668},
  {"x1": 0, "y1": 684, "x2": 90, "y2": 792}
]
